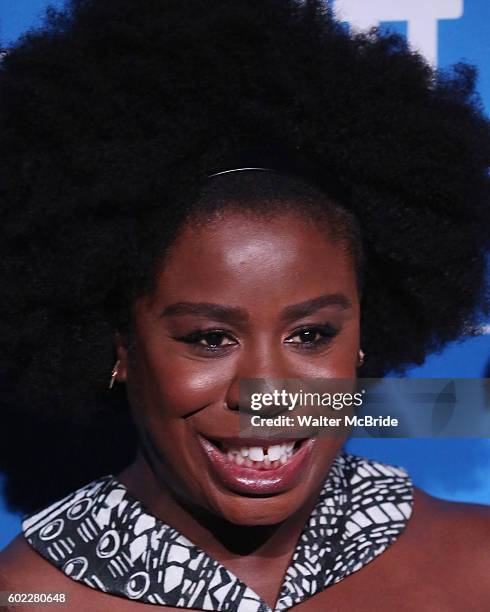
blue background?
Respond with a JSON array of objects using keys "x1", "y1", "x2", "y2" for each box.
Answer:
[{"x1": 0, "y1": 0, "x2": 489, "y2": 549}]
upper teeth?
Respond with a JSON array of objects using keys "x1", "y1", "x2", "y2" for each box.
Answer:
[{"x1": 225, "y1": 442, "x2": 295, "y2": 463}]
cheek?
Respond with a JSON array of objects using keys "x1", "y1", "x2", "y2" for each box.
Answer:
[
  {"x1": 332, "y1": 325, "x2": 360, "y2": 377},
  {"x1": 126, "y1": 335, "x2": 236, "y2": 419}
]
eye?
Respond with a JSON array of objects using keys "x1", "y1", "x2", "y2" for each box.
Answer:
[
  {"x1": 284, "y1": 324, "x2": 338, "y2": 349},
  {"x1": 174, "y1": 329, "x2": 238, "y2": 352}
]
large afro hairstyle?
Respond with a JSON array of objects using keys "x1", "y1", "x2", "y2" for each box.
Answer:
[{"x1": 0, "y1": 0, "x2": 489, "y2": 512}]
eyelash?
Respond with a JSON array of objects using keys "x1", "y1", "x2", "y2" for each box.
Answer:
[
  {"x1": 174, "y1": 324, "x2": 339, "y2": 354},
  {"x1": 284, "y1": 323, "x2": 339, "y2": 350},
  {"x1": 174, "y1": 329, "x2": 238, "y2": 353}
]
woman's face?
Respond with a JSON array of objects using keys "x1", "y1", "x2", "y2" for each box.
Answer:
[{"x1": 117, "y1": 208, "x2": 360, "y2": 525}]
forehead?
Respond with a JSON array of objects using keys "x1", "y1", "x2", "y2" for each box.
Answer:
[{"x1": 150, "y1": 210, "x2": 358, "y2": 309}]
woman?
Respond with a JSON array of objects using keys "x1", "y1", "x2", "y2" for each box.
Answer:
[{"x1": 0, "y1": 0, "x2": 489, "y2": 609}]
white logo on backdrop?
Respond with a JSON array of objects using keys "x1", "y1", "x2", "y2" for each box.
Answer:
[{"x1": 333, "y1": 0, "x2": 464, "y2": 66}]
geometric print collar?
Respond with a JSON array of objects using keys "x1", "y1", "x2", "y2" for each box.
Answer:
[{"x1": 22, "y1": 452, "x2": 413, "y2": 612}]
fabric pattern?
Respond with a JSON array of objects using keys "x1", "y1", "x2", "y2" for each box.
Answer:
[{"x1": 22, "y1": 452, "x2": 413, "y2": 611}]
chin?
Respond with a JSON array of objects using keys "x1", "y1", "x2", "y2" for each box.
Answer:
[{"x1": 213, "y1": 491, "x2": 308, "y2": 526}]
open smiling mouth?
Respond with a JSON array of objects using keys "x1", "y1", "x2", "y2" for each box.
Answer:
[
  {"x1": 197, "y1": 435, "x2": 315, "y2": 496},
  {"x1": 212, "y1": 439, "x2": 304, "y2": 469}
]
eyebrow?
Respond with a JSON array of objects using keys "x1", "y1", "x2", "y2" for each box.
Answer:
[
  {"x1": 161, "y1": 294, "x2": 350, "y2": 325},
  {"x1": 161, "y1": 302, "x2": 249, "y2": 325},
  {"x1": 281, "y1": 294, "x2": 351, "y2": 324}
]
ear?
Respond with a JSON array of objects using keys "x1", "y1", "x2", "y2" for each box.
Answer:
[{"x1": 114, "y1": 331, "x2": 129, "y2": 382}]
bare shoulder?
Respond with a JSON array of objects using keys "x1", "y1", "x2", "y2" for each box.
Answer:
[
  {"x1": 409, "y1": 487, "x2": 490, "y2": 600},
  {"x1": 0, "y1": 535, "x2": 179, "y2": 611},
  {"x1": 0, "y1": 536, "x2": 71, "y2": 611},
  {"x1": 0, "y1": 535, "x2": 60, "y2": 586},
  {"x1": 411, "y1": 485, "x2": 490, "y2": 543},
  {"x1": 314, "y1": 486, "x2": 490, "y2": 611}
]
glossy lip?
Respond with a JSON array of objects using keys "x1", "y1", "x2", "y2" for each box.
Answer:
[{"x1": 197, "y1": 434, "x2": 316, "y2": 496}]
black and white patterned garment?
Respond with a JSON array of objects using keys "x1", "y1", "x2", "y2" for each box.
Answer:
[{"x1": 22, "y1": 452, "x2": 413, "y2": 611}]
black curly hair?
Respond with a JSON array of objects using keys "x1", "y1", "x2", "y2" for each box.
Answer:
[{"x1": 0, "y1": 0, "x2": 489, "y2": 512}]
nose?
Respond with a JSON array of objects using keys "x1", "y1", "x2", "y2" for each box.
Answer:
[{"x1": 224, "y1": 345, "x2": 294, "y2": 411}]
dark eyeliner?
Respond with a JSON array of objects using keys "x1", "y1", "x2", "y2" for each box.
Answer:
[
  {"x1": 285, "y1": 323, "x2": 339, "y2": 348},
  {"x1": 173, "y1": 329, "x2": 238, "y2": 351}
]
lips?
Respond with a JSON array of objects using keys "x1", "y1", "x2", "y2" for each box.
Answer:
[{"x1": 197, "y1": 434, "x2": 315, "y2": 496}]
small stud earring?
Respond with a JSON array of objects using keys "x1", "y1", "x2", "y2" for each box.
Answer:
[
  {"x1": 109, "y1": 359, "x2": 121, "y2": 390},
  {"x1": 357, "y1": 350, "x2": 365, "y2": 367}
]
